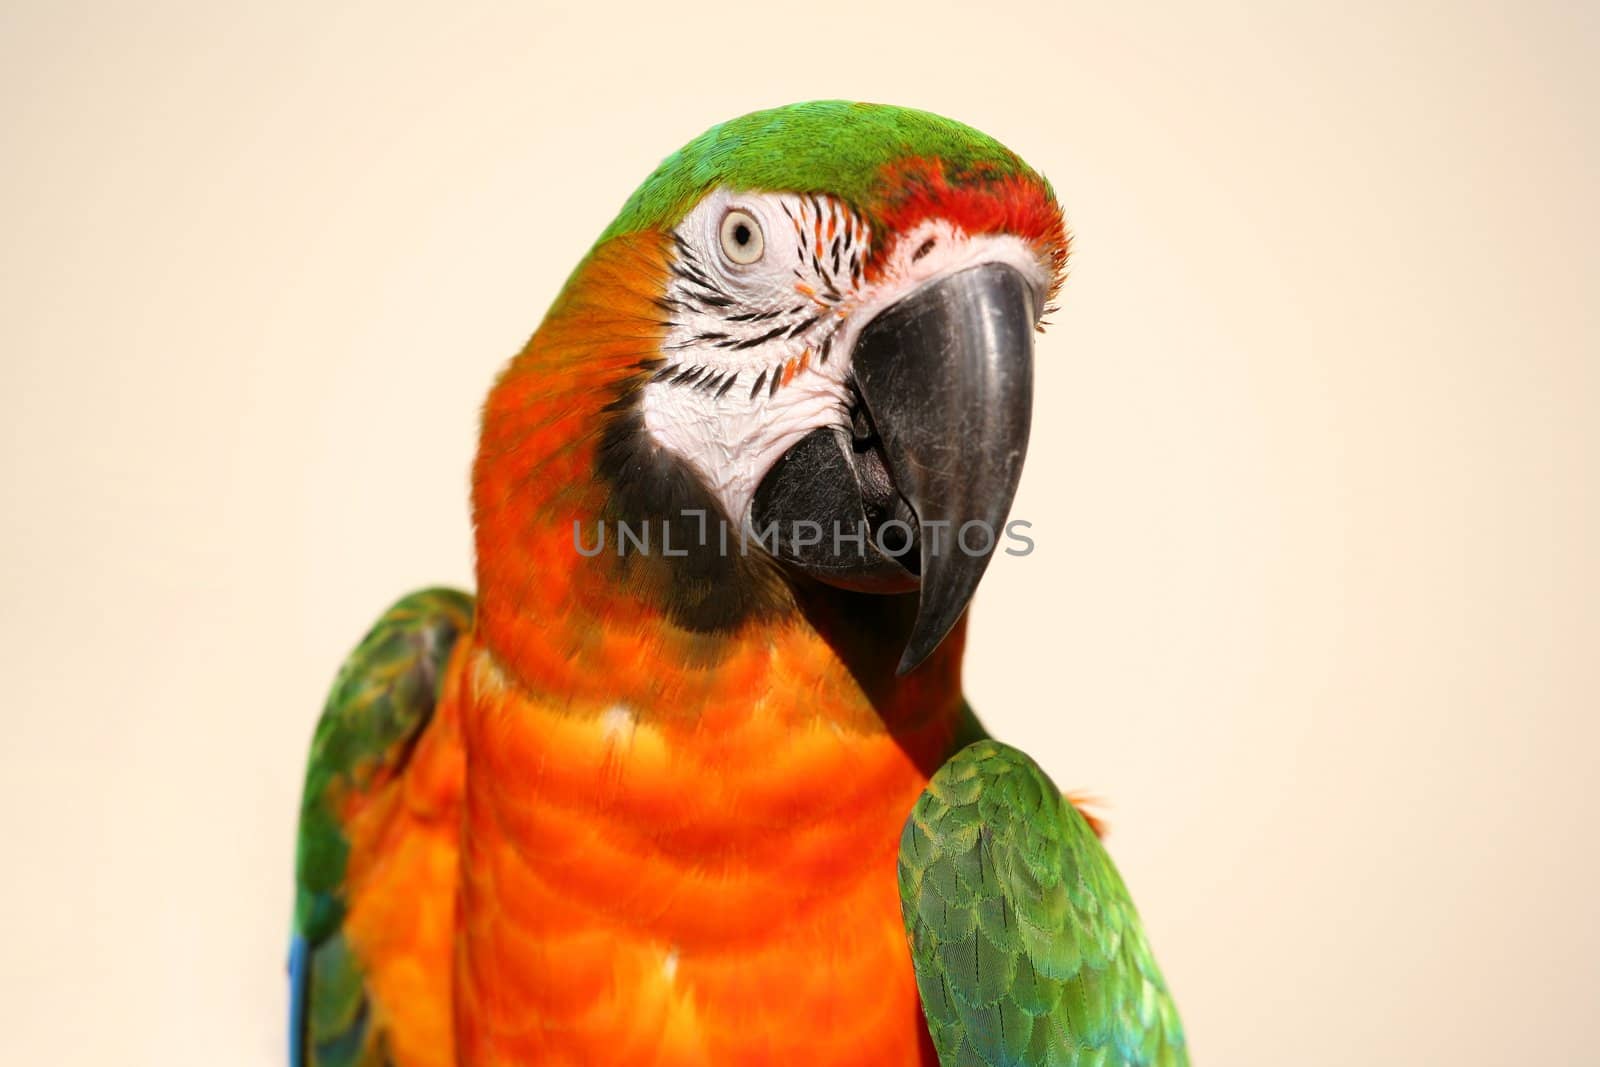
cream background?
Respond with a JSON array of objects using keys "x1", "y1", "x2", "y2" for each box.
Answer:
[{"x1": 2, "y1": 1, "x2": 1595, "y2": 1063}]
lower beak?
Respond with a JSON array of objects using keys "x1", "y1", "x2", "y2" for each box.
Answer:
[{"x1": 751, "y1": 262, "x2": 1036, "y2": 674}]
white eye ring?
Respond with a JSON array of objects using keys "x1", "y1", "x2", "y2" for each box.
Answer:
[{"x1": 718, "y1": 208, "x2": 764, "y2": 265}]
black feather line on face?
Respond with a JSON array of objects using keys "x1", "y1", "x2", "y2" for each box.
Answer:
[
  {"x1": 725, "y1": 307, "x2": 786, "y2": 323},
  {"x1": 669, "y1": 259, "x2": 736, "y2": 311},
  {"x1": 730, "y1": 324, "x2": 790, "y2": 351},
  {"x1": 671, "y1": 262, "x2": 715, "y2": 290},
  {"x1": 786, "y1": 314, "x2": 818, "y2": 339},
  {"x1": 749, "y1": 369, "x2": 768, "y2": 398},
  {"x1": 672, "y1": 232, "x2": 703, "y2": 266}
]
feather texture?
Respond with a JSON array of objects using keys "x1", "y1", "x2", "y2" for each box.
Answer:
[
  {"x1": 899, "y1": 741, "x2": 1187, "y2": 1066},
  {"x1": 291, "y1": 588, "x2": 472, "y2": 1067}
]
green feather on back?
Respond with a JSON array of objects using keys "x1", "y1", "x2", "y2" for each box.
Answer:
[
  {"x1": 899, "y1": 740, "x2": 1188, "y2": 1067},
  {"x1": 291, "y1": 587, "x2": 473, "y2": 1067},
  {"x1": 294, "y1": 587, "x2": 473, "y2": 941}
]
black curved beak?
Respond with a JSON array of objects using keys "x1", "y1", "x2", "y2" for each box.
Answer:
[{"x1": 751, "y1": 262, "x2": 1036, "y2": 674}]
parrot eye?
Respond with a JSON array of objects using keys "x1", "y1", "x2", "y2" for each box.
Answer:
[{"x1": 718, "y1": 208, "x2": 764, "y2": 265}]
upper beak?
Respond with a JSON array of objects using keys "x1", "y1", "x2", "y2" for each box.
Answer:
[
  {"x1": 750, "y1": 262, "x2": 1036, "y2": 674},
  {"x1": 852, "y1": 263, "x2": 1036, "y2": 672}
]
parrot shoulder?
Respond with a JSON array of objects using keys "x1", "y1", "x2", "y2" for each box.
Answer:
[
  {"x1": 290, "y1": 587, "x2": 473, "y2": 1067},
  {"x1": 897, "y1": 739, "x2": 1187, "y2": 1067}
]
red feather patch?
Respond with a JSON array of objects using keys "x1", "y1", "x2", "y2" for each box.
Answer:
[{"x1": 874, "y1": 157, "x2": 1069, "y2": 297}]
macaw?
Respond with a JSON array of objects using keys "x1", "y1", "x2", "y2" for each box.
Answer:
[{"x1": 291, "y1": 101, "x2": 1187, "y2": 1067}]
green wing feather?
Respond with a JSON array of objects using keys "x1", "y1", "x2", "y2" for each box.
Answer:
[
  {"x1": 290, "y1": 587, "x2": 473, "y2": 1067},
  {"x1": 898, "y1": 739, "x2": 1188, "y2": 1067}
]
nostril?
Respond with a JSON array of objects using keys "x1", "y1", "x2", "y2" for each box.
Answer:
[
  {"x1": 851, "y1": 407, "x2": 874, "y2": 448},
  {"x1": 912, "y1": 237, "x2": 937, "y2": 262},
  {"x1": 847, "y1": 382, "x2": 878, "y2": 448}
]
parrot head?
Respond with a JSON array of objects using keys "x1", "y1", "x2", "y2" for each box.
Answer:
[{"x1": 477, "y1": 101, "x2": 1067, "y2": 676}]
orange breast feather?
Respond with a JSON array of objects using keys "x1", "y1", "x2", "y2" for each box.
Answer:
[{"x1": 451, "y1": 634, "x2": 956, "y2": 1067}]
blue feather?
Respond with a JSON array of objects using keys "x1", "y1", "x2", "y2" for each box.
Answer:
[{"x1": 288, "y1": 934, "x2": 309, "y2": 1067}]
